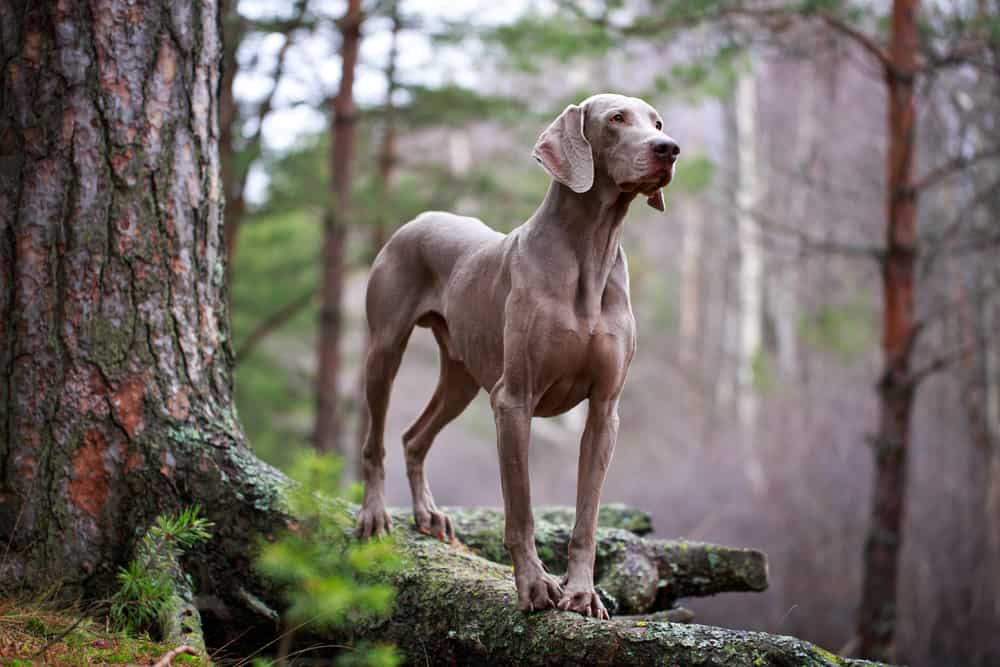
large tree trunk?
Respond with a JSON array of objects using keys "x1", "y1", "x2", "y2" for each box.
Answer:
[
  {"x1": 315, "y1": 0, "x2": 363, "y2": 455},
  {"x1": 857, "y1": 0, "x2": 920, "y2": 660},
  {"x1": 0, "y1": 0, "x2": 284, "y2": 599}
]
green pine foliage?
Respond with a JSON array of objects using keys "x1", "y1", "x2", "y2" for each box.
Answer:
[
  {"x1": 256, "y1": 452, "x2": 401, "y2": 666},
  {"x1": 109, "y1": 507, "x2": 214, "y2": 635}
]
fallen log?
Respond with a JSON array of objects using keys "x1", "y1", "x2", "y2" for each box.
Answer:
[
  {"x1": 535, "y1": 503, "x2": 654, "y2": 535},
  {"x1": 328, "y1": 505, "x2": 886, "y2": 667},
  {"x1": 442, "y1": 506, "x2": 767, "y2": 614}
]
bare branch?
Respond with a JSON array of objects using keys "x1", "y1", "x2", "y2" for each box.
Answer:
[
  {"x1": 910, "y1": 342, "x2": 979, "y2": 386},
  {"x1": 816, "y1": 10, "x2": 891, "y2": 70},
  {"x1": 913, "y1": 145, "x2": 1000, "y2": 192},
  {"x1": 610, "y1": 3, "x2": 891, "y2": 70},
  {"x1": 238, "y1": 0, "x2": 312, "y2": 182},
  {"x1": 234, "y1": 289, "x2": 317, "y2": 364},
  {"x1": 921, "y1": 36, "x2": 996, "y2": 72},
  {"x1": 749, "y1": 207, "x2": 885, "y2": 260},
  {"x1": 920, "y1": 173, "x2": 1000, "y2": 273}
]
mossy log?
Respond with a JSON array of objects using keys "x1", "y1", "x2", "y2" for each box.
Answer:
[
  {"x1": 442, "y1": 506, "x2": 767, "y2": 613},
  {"x1": 534, "y1": 503, "x2": 654, "y2": 535},
  {"x1": 330, "y1": 504, "x2": 886, "y2": 667}
]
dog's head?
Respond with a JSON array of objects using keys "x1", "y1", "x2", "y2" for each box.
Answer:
[{"x1": 532, "y1": 93, "x2": 679, "y2": 211}]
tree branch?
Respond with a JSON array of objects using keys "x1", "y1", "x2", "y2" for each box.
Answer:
[
  {"x1": 609, "y1": 3, "x2": 891, "y2": 71},
  {"x1": 816, "y1": 10, "x2": 891, "y2": 70},
  {"x1": 749, "y1": 207, "x2": 885, "y2": 260},
  {"x1": 910, "y1": 342, "x2": 979, "y2": 386},
  {"x1": 912, "y1": 145, "x2": 1000, "y2": 192},
  {"x1": 234, "y1": 289, "x2": 317, "y2": 364}
]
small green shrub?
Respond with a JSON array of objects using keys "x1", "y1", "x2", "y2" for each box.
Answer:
[
  {"x1": 23, "y1": 617, "x2": 47, "y2": 637},
  {"x1": 257, "y1": 452, "x2": 401, "y2": 666},
  {"x1": 109, "y1": 506, "x2": 213, "y2": 635}
]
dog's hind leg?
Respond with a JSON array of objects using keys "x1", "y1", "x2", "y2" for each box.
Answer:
[
  {"x1": 402, "y1": 324, "x2": 478, "y2": 542},
  {"x1": 356, "y1": 268, "x2": 416, "y2": 538},
  {"x1": 355, "y1": 332, "x2": 407, "y2": 538}
]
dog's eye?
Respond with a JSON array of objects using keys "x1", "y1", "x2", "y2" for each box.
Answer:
[
  {"x1": 655, "y1": 120, "x2": 663, "y2": 130},
  {"x1": 611, "y1": 113, "x2": 625, "y2": 123}
]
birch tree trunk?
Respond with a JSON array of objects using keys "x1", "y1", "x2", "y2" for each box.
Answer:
[
  {"x1": 734, "y1": 68, "x2": 765, "y2": 489},
  {"x1": 768, "y1": 66, "x2": 815, "y2": 380}
]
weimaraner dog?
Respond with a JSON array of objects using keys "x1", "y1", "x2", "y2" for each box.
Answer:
[{"x1": 356, "y1": 93, "x2": 679, "y2": 619}]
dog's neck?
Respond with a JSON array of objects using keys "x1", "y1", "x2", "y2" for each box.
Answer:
[{"x1": 524, "y1": 176, "x2": 637, "y2": 315}]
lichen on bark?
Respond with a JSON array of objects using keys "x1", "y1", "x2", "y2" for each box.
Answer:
[
  {"x1": 442, "y1": 506, "x2": 767, "y2": 614},
  {"x1": 324, "y1": 503, "x2": 887, "y2": 667}
]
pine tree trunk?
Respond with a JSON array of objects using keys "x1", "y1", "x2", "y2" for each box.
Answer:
[
  {"x1": 857, "y1": 0, "x2": 920, "y2": 660},
  {"x1": 315, "y1": 0, "x2": 363, "y2": 455},
  {"x1": 0, "y1": 0, "x2": 285, "y2": 599}
]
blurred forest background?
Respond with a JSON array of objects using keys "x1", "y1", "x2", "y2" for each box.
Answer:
[{"x1": 220, "y1": 1, "x2": 999, "y2": 664}]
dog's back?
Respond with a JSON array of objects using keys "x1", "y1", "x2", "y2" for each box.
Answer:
[{"x1": 365, "y1": 211, "x2": 502, "y2": 339}]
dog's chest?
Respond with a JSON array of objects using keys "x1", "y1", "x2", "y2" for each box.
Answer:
[{"x1": 531, "y1": 304, "x2": 635, "y2": 416}]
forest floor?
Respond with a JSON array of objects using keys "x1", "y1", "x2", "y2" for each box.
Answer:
[{"x1": 0, "y1": 599, "x2": 210, "y2": 667}]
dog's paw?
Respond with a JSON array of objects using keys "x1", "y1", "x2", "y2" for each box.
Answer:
[
  {"x1": 355, "y1": 505, "x2": 392, "y2": 539},
  {"x1": 557, "y1": 587, "x2": 610, "y2": 620},
  {"x1": 515, "y1": 569, "x2": 563, "y2": 613},
  {"x1": 414, "y1": 508, "x2": 455, "y2": 543}
]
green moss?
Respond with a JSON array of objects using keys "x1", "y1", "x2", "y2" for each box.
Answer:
[{"x1": 0, "y1": 600, "x2": 210, "y2": 667}]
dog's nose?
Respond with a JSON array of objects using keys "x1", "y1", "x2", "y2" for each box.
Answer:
[{"x1": 652, "y1": 138, "x2": 680, "y2": 159}]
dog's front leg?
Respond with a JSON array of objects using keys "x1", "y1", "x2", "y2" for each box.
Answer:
[
  {"x1": 559, "y1": 397, "x2": 619, "y2": 620},
  {"x1": 491, "y1": 383, "x2": 563, "y2": 612}
]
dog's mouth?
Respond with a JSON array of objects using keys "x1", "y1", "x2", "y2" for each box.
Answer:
[{"x1": 623, "y1": 168, "x2": 673, "y2": 195}]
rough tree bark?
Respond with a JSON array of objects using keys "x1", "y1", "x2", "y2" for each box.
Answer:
[
  {"x1": 857, "y1": 0, "x2": 920, "y2": 660},
  {"x1": 0, "y1": 0, "x2": 285, "y2": 599},
  {"x1": 315, "y1": 0, "x2": 363, "y2": 456},
  {"x1": 331, "y1": 504, "x2": 887, "y2": 667},
  {"x1": 445, "y1": 507, "x2": 767, "y2": 614}
]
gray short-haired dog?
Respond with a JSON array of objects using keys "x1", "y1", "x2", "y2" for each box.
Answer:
[{"x1": 355, "y1": 94, "x2": 679, "y2": 619}]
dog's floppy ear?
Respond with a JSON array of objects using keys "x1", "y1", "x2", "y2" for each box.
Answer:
[{"x1": 532, "y1": 104, "x2": 594, "y2": 193}]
